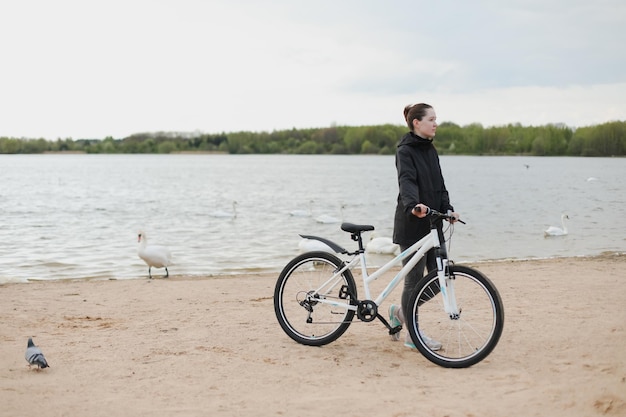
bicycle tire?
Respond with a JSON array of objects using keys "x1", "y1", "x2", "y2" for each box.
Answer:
[
  {"x1": 406, "y1": 265, "x2": 504, "y2": 368},
  {"x1": 274, "y1": 251, "x2": 357, "y2": 346}
]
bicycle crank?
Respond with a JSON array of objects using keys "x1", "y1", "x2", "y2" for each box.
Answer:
[{"x1": 356, "y1": 300, "x2": 378, "y2": 322}]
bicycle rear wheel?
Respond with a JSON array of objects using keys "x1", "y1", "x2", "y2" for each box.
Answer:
[
  {"x1": 406, "y1": 265, "x2": 504, "y2": 368},
  {"x1": 274, "y1": 251, "x2": 357, "y2": 346}
]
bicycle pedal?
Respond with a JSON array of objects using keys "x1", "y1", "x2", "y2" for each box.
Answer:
[
  {"x1": 389, "y1": 326, "x2": 402, "y2": 335},
  {"x1": 339, "y1": 285, "x2": 352, "y2": 299}
]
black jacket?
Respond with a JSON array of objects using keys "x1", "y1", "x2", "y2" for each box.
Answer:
[{"x1": 393, "y1": 132, "x2": 453, "y2": 246}]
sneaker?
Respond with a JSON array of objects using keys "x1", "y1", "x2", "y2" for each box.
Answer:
[
  {"x1": 404, "y1": 331, "x2": 442, "y2": 351},
  {"x1": 388, "y1": 304, "x2": 402, "y2": 341}
]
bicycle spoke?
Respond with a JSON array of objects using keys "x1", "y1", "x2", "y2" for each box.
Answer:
[
  {"x1": 407, "y1": 265, "x2": 504, "y2": 368},
  {"x1": 274, "y1": 252, "x2": 357, "y2": 346}
]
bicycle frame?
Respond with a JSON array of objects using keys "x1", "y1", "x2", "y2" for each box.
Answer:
[
  {"x1": 310, "y1": 226, "x2": 460, "y2": 319},
  {"x1": 276, "y1": 209, "x2": 502, "y2": 368}
]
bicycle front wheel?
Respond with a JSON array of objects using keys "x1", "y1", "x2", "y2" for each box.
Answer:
[
  {"x1": 406, "y1": 265, "x2": 504, "y2": 368},
  {"x1": 274, "y1": 251, "x2": 357, "y2": 346}
]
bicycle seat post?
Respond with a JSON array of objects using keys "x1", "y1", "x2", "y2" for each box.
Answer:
[
  {"x1": 350, "y1": 232, "x2": 365, "y2": 253},
  {"x1": 341, "y1": 222, "x2": 374, "y2": 255}
]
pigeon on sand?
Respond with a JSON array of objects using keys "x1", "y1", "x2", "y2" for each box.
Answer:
[{"x1": 25, "y1": 337, "x2": 49, "y2": 369}]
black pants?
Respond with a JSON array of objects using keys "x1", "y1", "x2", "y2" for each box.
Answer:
[{"x1": 400, "y1": 226, "x2": 446, "y2": 321}]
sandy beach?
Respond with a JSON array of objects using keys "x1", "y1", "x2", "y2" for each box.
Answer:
[{"x1": 1, "y1": 254, "x2": 625, "y2": 417}]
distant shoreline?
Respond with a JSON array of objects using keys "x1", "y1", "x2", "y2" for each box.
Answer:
[
  {"x1": 42, "y1": 150, "x2": 86, "y2": 154},
  {"x1": 3, "y1": 252, "x2": 623, "y2": 286},
  {"x1": 3, "y1": 120, "x2": 625, "y2": 156}
]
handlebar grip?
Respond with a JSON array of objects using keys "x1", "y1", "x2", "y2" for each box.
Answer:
[{"x1": 416, "y1": 205, "x2": 466, "y2": 224}]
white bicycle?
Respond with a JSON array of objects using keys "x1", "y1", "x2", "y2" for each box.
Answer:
[{"x1": 274, "y1": 208, "x2": 504, "y2": 368}]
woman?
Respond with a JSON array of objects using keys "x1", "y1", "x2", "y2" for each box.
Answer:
[{"x1": 389, "y1": 103, "x2": 460, "y2": 350}]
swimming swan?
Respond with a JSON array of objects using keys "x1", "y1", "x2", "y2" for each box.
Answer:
[
  {"x1": 366, "y1": 234, "x2": 400, "y2": 255},
  {"x1": 315, "y1": 204, "x2": 345, "y2": 224},
  {"x1": 290, "y1": 200, "x2": 314, "y2": 217},
  {"x1": 544, "y1": 214, "x2": 569, "y2": 237},
  {"x1": 210, "y1": 201, "x2": 238, "y2": 219},
  {"x1": 298, "y1": 238, "x2": 334, "y2": 254}
]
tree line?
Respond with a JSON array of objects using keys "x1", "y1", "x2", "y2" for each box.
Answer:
[{"x1": 1, "y1": 121, "x2": 624, "y2": 156}]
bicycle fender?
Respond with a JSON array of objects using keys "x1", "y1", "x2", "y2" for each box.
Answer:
[{"x1": 299, "y1": 234, "x2": 348, "y2": 254}]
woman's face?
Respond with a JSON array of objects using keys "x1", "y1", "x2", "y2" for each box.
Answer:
[{"x1": 413, "y1": 108, "x2": 437, "y2": 139}]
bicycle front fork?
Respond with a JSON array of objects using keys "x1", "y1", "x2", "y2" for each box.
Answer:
[{"x1": 436, "y1": 256, "x2": 460, "y2": 319}]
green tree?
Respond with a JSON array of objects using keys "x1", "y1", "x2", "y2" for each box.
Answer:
[
  {"x1": 1, "y1": 120, "x2": 624, "y2": 155},
  {"x1": 360, "y1": 140, "x2": 379, "y2": 154},
  {"x1": 296, "y1": 140, "x2": 319, "y2": 154},
  {"x1": 464, "y1": 123, "x2": 485, "y2": 153},
  {"x1": 343, "y1": 127, "x2": 365, "y2": 153},
  {"x1": 157, "y1": 141, "x2": 177, "y2": 153}
]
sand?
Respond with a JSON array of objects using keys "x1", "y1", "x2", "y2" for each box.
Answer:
[{"x1": 1, "y1": 254, "x2": 625, "y2": 417}]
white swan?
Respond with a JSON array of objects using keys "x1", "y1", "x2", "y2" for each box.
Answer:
[
  {"x1": 315, "y1": 204, "x2": 345, "y2": 224},
  {"x1": 298, "y1": 238, "x2": 334, "y2": 254},
  {"x1": 137, "y1": 231, "x2": 172, "y2": 278},
  {"x1": 290, "y1": 200, "x2": 314, "y2": 217},
  {"x1": 544, "y1": 214, "x2": 569, "y2": 237},
  {"x1": 210, "y1": 201, "x2": 237, "y2": 219},
  {"x1": 366, "y1": 234, "x2": 400, "y2": 255}
]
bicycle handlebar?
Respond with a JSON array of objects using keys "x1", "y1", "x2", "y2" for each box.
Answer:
[{"x1": 415, "y1": 206, "x2": 466, "y2": 224}]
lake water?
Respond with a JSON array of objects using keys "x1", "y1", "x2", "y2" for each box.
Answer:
[{"x1": 0, "y1": 154, "x2": 624, "y2": 283}]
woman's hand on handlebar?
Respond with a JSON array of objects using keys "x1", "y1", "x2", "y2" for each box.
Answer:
[
  {"x1": 413, "y1": 204, "x2": 463, "y2": 224},
  {"x1": 412, "y1": 204, "x2": 430, "y2": 218}
]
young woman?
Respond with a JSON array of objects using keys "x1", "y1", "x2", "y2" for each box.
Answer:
[{"x1": 389, "y1": 103, "x2": 460, "y2": 350}]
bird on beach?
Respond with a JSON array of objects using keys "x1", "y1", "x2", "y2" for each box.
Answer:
[
  {"x1": 25, "y1": 338, "x2": 49, "y2": 370},
  {"x1": 137, "y1": 231, "x2": 172, "y2": 278},
  {"x1": 544, "y1": 214, "x2": 569, "y2": 237}
]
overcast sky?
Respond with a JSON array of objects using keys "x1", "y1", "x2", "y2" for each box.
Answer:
[{"x1": 1, "y1": 0, "x2": 625, "y2": 139}]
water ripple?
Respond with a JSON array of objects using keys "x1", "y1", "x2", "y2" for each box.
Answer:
[{"x1": 0, "y1": 154, "x2": 624, "y2": 283}]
